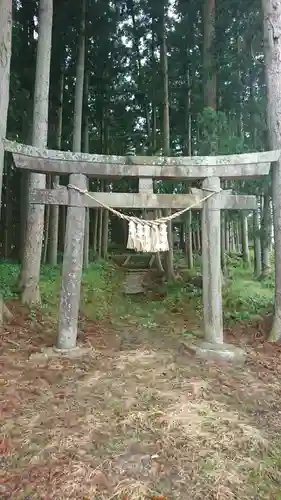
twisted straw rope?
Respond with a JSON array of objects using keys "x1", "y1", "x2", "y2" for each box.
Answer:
[{"x1": 67, "y1": 184, "x2": 221, "y2": 226}]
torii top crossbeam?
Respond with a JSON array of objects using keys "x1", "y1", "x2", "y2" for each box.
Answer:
[{"x1": 5, "y1": 139, "x2": 280, "y2": 180}]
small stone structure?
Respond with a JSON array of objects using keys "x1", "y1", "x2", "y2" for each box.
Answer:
[
  {"x1": 5, "y1": 139, "x2": 279, "y2": 360},
  {"x1": 123, "y1": 269, "x2": 148, "y2": 294}
]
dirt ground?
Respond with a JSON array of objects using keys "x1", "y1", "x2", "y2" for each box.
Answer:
[{"x1": 1, "y1": 302, "x2": 281, "y2": 500}]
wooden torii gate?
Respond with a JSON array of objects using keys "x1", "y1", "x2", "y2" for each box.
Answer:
[{"x1": 5, "y1": 140, "x2": 279, "y2": 360}]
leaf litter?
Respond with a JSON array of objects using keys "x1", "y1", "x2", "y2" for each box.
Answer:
[{"x1": 1, "y1": 302, "x2": 281, "y2": 499}]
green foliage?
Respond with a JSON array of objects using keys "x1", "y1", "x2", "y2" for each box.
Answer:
[
  {"x1": 1, "y1": 256, "x2": 274, "y2": 340},
  {"x1": 198, "y1": 107, "x2": 247, "y2": 155},
  {"x1": 0, "y1": 261, "x2": 19, "y2": 299},
  {"x1": 223, "y1": 265, "x2": 273, "y2": 323}
]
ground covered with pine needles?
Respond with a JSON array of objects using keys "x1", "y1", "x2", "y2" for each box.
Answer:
[{"x1": 1, "y1": 258, "x2": 281, "y2": 499}]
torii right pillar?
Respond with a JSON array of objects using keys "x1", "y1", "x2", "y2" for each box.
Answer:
[{"x1": 190, "y1": 176, "x2": 246, "y2": 363}]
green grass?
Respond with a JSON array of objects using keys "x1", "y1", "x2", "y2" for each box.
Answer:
[
  {"x1": 0, "y1": 256, "x2": 274, "y2": 333},
  {"x1": 223, "y1": 265, "x2": 274, "y2": 323},
  {"x1": 248, "y1": 443, "x2": 281, "y2": 498}
]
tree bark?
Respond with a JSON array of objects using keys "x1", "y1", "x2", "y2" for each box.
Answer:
[
  {"x1": 19, "y1": 0, "x2": 53, "y2": 305},
  {"x1": 183, "y1": 78, "x2": 193, "y2": 269},
  {"x1": 98, "y1": 183, "x2": 103, "y2": 258},
  {"x1": 185, "y1": 210, "x2": 193, "y2": 269},
  {"x1": 0, "y1": 0, "x2": 13, "y2": 325},
  {"x1": 261, "y1": 187, "x2": 272, "y2": 276},
  {"x1": 0, "y1": 0, "x2": 12, "y2": 211},
  {"x1": 241, "y1": 212, "x2": 250, "y2": 265},
  {"x1": 160, "y1": 6, "x2": 175, "y2": 281},
  {"x1": 83, "y1": 70, "x2": 89, "y2": 268},
  {"x1": 42, "y1": 174, "x2": 51, "y2": 264},
  {"x1": 253, "y1": 208, "x2": 262, "y2": 277},
  {"x1": 221, "y1": 211, "x2": 226, "y2": 273},
  {"x1": 203, "y1": 0, "x2": 216, "y2": 109},
  {"x1": 92, "y1": 209, "x2": 98, "y2": 256},
  {"x1": 262, "y1": 0, "x2": 281, "y2": 340},
  {"x1": 225, "y1": 212, "x2": 230, "y2": 252},
  {"x1": 48, "y1": 66, "x2": 64, "y2": 266}
]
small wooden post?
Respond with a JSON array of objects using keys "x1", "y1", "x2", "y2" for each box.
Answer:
[
  {"x1": 57, "y1": 174, "x2": 87, "y2": 350},
  {"x1": 202, "y1": 176, "x2": 223, "y2": 344}
]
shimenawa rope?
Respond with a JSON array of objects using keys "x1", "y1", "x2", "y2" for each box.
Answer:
[{"x1": 67, "y1": 184, "x2": 220, "y2": 253}]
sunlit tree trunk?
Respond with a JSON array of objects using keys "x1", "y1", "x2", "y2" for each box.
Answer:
[
  {"x1": 262, "y1": 0, "x2": 281, "y2": 340},
  {"x1": 19, "y1": 0, "x2": 53, "y2": 305}
]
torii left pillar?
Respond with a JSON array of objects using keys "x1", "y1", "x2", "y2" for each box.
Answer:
[{"x1": 202, "y1": 176, "x2": 223, "y2": 344}]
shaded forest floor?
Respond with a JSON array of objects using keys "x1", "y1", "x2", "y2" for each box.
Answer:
[{"x1": 1, "y1": 258, "x2": 281, "y2": 499}]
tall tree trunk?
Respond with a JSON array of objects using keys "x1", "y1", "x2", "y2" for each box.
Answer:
[
  {"x1": 98, "y1": 207, "x2": 103, "y2": 258},
  {"x1": 92, "y1": 208, "x2": 98, "y2": 257},
  {"x1": 0, "y1": 0, "x2": 12, "y2": 211},
  {"x1": 235, "y1": 219, "x2": 241, "y2": 252},
  {"x1": 0, "y1": 0, "x2": 12, "y2": 325},
  {"x1": 160, "y1": 5, "x2": 175, "y2": 281},
  {"x1": 127, "y1": 0, "x2": 151, "y2": 146},
  {"x1": 185, "y1": 210, "x2": 193, "y2": 269},
  {"x1": 203, "y1": 0, "x2": 216, "y2": 109},
  {"x1": 253, "y1": 207, "x2": 262, "y2": 277},
  {"x1": 241, "y1": 212, "x2": 250, "y2": 265},
  {"x1": 48, "y1": 65, "x2": 64, "y2": 265},
  {"x1": 101, "y1": 119, "x2": 109, "y2": 259},
  {"x1": 261, "y1": 187, "x2": 272, "y2": 276},
  {"x1": 184, "y1": 68, "x2": 193, "y2": 269},
  {"x1": 83, "y1": 70, "x2": 89, "y2": 268},
  {"x1": 19, "y1": 0, "x2": 53, "y2": 305},
  {"x1": 225, "y1": 212, "x2": 230, "y2": 252},
  {"x1": 262, "y1": 0, "x2": 281, "y2": 340},
  {"x1": 221, "y1": 211, "x2": 226, "y2": 273},
  {"x1": 42, "y1": 174, "x2": 51, "y2": 264},
  {"x1": 102, "y1": 185, "x2": 109, "y2": 259}
]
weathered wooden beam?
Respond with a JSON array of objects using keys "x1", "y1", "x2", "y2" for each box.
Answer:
[
  {"x1": 13, "y1": 153, "x2": 271, "y2": 180},
  {"x1": 29, "y1": 187, "x2": 68, "y2": 205},
  {"x1": 29, "y1": 188, "x2": 204, "y2": 209},
  {"x1": 220, "y1": 194, "x2": 257, "y2": 210},
  {"x1": 5, "y1": 139, "x2": 280, "y2": 165},
  {"x1": 29, "y1": 188, "x2": 258, "y2": 210},
  {"x1": 191, "y1": 188, "x2": 257, "y2": 210},
  {"x1": 139, "y1": 177, "x2": 153, "y2": 192}
]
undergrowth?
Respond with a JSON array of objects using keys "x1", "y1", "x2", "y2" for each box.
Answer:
[{"x1": 0, "y1": 255, "x2": 274, "y2": 333}]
